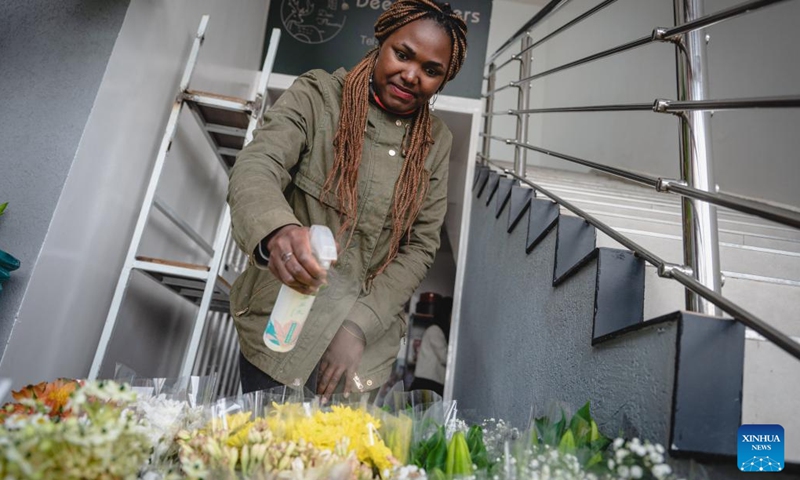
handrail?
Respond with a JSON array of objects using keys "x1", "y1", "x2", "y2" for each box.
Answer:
[
  {"x1": 515, "y1": 36, "x2": 653, "y2": 86},
  {"x1": 522, "y1": 0, "x2": 620, "y2": 57},
  {"x1": 670, "y1": 270, "x2": 800, "y2": 360},
  {"x1": 662, "y1": 0, "x2": 793, "y2": 40},
  {"x1": 503, "y1": 139, "x2": 661, "y2": 187},
  {"x1": 655, "y1": 96, "x2": 800, "y2": 112},
  {"x1": 484, "y1": 137, "x2": 800, "y2": 229},
  {"x1": 504, "y1": 96, "x2": 800, "y2": 115},
  {"x1": 484, "y1": 0, "x2": 621, "y2": 78},
  {"x1": 487, "y1": 0, "x2": 569, "y2": 65},
  {"x1": 514, "y1": 0, "x2": 792, "y2": 86},
  {"x1": 662, "y1": 182, "x2": 800, "y2": 229},
  {"x1": 486, "y1": 161, "x2": 800, "y2": 362},
  {"x1": 482, "y1": 82, "x2": 516, "y2": 98}
]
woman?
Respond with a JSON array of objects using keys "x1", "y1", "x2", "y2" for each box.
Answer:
[
  {"x1": 410, "y1": 296, "x2": 452, "y2": 396},
  {"x1": 227, "y1": 0, "x2": 467, "y2": 399}
]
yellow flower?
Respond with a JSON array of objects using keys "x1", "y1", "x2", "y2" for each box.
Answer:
[{"x1": 291, "y1": 405, "x2": 394, "y2": 474}]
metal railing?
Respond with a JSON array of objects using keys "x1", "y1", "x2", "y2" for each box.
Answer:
[{"x1": 479, "y1": 0, "x2": 800, "y2": 361}]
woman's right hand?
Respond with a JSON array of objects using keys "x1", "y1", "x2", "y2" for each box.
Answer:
[{"x1": 266, "y1": 225, "x2": 327, "y2": 294}]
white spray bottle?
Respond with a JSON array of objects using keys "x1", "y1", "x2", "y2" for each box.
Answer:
[{"x1": 264, "y1": 225, "x2": 338, "y2": 352}]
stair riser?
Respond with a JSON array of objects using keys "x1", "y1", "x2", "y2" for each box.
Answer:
[
  {"x1": 596, "y1": 231, "x2": 800, "y2": 281},
  {"x1": 561, "y1": 210, "x2": 800, "y2": 254},
  {"x1": 742, "y1": 340, "x2": 800, "y2": 463}
]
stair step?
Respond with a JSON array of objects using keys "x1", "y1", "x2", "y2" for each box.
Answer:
[
  {"x1": 642, "y1": 265, "x2": 800, "y2": 336},
  {"x1": 595, "y1": 228, "x2": 800, "y2": 281},
  {"x1": 742, "y1": 340, "x2": 800, "y2": 463},
  {"x1": 132, "y1": 256, "x2": 230, "y2": 313},
  {"x1": 573, "y1": 209, "x2": 800, "y2": 253},
  {"x1": 554, "y1": 191, "x2": 800, "y2": 242}
]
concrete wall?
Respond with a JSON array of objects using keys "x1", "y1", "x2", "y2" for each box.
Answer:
[
  {"x1": 453, "y1": 182, "x2": 678, "y2": 442},
  {"x1": 485, "y1": 0, "x2": 800, "y2": 207},
  {"x1": 0, "y1": 0, "x2": 131, "y2": 364},
  {"x1": 0, "y1": 0, "x2": 269, "y2": 388}
]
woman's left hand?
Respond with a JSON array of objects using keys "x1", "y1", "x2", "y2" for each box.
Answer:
[{"x1": 317, "y1": 321, "x2": 366, "y2": 401}]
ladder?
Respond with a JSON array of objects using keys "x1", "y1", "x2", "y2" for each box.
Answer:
[{"x1": 89, "y1": 16, "x2": 282, "y2": 380}]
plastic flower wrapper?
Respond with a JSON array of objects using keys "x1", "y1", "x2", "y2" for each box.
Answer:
[
  {"x1": 383, "y1": 389, "x2": 445, "y2": 450},
  {"x1": 177, "y1": 416, "x2": 364, "y2": 480},
  {"x1": 113, "y1": 362, "x2": 219, "y2": 407},
  {"x1": 132, "y1": 390, "x2": 207, "y2": 478},
  {"x1": 0, "y1": 380, "x2": 151, "y2": 479},
  {"x1": 377, "y1": 405, "x2": 413, "y2": 465}
]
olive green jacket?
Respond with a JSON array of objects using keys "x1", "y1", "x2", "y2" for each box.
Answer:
[{"x1": 228, "y1": 68, "x2": 452, "y2": 390}]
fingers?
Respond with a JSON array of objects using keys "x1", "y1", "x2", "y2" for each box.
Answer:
[
  {"x1": 266, "y1": 225, "x2": 327, "y2": 291},
  {"x1": 343, "y1": 365, "x2": 355, "y2": 398},
  {"x1": 317, "y1": 363, "x2": 346, "y2": 402}
]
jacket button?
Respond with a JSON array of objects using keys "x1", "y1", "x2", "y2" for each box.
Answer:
[
  {"x1": 389, "y1": 149, "x2": 397, "y2": 156},
  {"x1": 366, "y1": 380, "x2": 373, "y2": 386},
  {"x1": 395, "y1": 120, "x2": 402, "y2": 127}
]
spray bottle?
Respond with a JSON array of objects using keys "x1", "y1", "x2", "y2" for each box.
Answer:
[{"x1": 264, "y1": 225, "x2": 337, "y2": 352}]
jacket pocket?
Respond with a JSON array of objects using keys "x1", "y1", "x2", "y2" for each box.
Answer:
[
  {"x1": 294, "y1": 170, "x2": 342, "y2": 212},
  {"x1": 230, "y1": 267, "x2": 282, "y2": 318}
]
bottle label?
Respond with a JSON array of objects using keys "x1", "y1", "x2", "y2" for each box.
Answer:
[{"x1": 264, "y1": 294, "x2": 314, "y2": 350}]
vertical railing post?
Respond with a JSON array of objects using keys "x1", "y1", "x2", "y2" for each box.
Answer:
[
  {"x1": 673, "y1": 0, "x2": 722, "y2": 316},
  {"x1": 515, "y1": 33, "x2": 533, "y2": 178},
  {"x1": 482, "y1": 64, "x2": 496, "y2": 165}
]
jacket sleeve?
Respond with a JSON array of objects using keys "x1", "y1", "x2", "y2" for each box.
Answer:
[
  {"x1": 348, "y1": 131, "x2": 452, "y2": 345},
  {"x1": 228, "y1": 71, "x2": 327, "y2": 258}
]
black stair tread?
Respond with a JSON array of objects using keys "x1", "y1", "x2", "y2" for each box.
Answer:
[{"x1": 495, "y1": 177, "x2": 517, "y2": 219}]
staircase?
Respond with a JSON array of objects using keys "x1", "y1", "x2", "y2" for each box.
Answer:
[{"x1": 451, "y1": 163, "x2": 800, "y2": 470}]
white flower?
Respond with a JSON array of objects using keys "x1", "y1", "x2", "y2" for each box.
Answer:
[
  {"x1": 618, "y1": 465, "x2": 630, "y2": 478},
  {"x1": 631, "y1": 444, "x2": 647, "y2": 457},
  {"x1": 630, "y1": 465, "x2": 644, "y2": 479},
  {"x1": 616, "y1": 448, "x2": 630, "y2": 461},
  {"x1": 613, "y1": 438, "x2": 625, "y2": 449},
  {"x1": 649, "y1": 451, "x2": 665, "y2": 465},
  {"x1": 608, "y1": 459, "x2": 615, "y2": 470},
  {"x1": 652, "y1": 463, "x2": 672, "y2": 479},
  {"x1": 655, "y1": 443, "x2": 666, "y2": 454}
]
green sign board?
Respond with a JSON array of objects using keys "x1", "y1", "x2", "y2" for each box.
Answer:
[{"x1": 264, "y1": 0, "x2": 492, "y2": 99}]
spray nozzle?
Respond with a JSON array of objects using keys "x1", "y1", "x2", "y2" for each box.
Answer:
[{"x1": 309, "y1": 225, "x2": 338, "y2": 270}]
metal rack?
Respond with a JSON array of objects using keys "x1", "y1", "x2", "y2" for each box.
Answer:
[
  {"x1": 477, "y1": 0, "x2": 800, "y2": 361},
  {"x1": 88, "y1": 16, "x2": 282, "y2": 383}
]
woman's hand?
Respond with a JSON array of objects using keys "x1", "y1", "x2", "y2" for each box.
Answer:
[
  {"x1": 266, "y1": 225, "x2": 327, "y2": 295},
  {"x1": 317, "y1": 321, "x2": 366, "y2": 401}
]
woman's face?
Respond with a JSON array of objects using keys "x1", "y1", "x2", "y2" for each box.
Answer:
[{"x1": 373, "y1": 19, "x2": 452, "y2": 113}]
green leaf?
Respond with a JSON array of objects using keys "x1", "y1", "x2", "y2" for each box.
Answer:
[
  {"x1": 576, "y1": 402, "x2": 592, "y2": 423},
  {"x1": 558, "y1": 429, "x2": 576, "y2": 454},
  {"x1": 589, "y1": 420, "x2": 601, "y2": 443},
  {"x1": 534, "y1": 416, "x2": 550, "y2": 444},
  {"x1": 466, "y1": 425, "x2": 489, "y2": 470},
  {"x1": 530, "y1": 423, "x2": 539, "y2": 446},
  {"x1": 446, "y1": 431, "x2": 473, "y2": 475},
  {"x1": 0, "y1": 203, "x2": 6, "y2": 216},
  {"x1": 428, "y1": 468, "x2": 447, "y2": 480},
  {"x1": 544, "y1": 411, "x2": 567, "y2": 446},
  {"x1": 585, "y1": 451, "x2": 604, "y2": 470},
  {"x1": 426, "y1": 426, "x2": 448, "y2": 472}
]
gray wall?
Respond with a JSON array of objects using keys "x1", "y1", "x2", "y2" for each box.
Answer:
[
  {"x1": 485, "y1": 0, "x2": 800, "y2": 207},
  {"x1": 0, "y1": 0, "x2": 269, "y2": 388},
  {"x1": 0, "y1": 0, "x2": 131, "y2": 360},
  {"x1": 453, "y1": 182, "x2": 677, "y2": 442}
]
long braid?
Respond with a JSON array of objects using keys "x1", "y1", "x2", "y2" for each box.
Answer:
[{"x1": 321, "y1": 0, "x2": 468, "y2": 278}]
